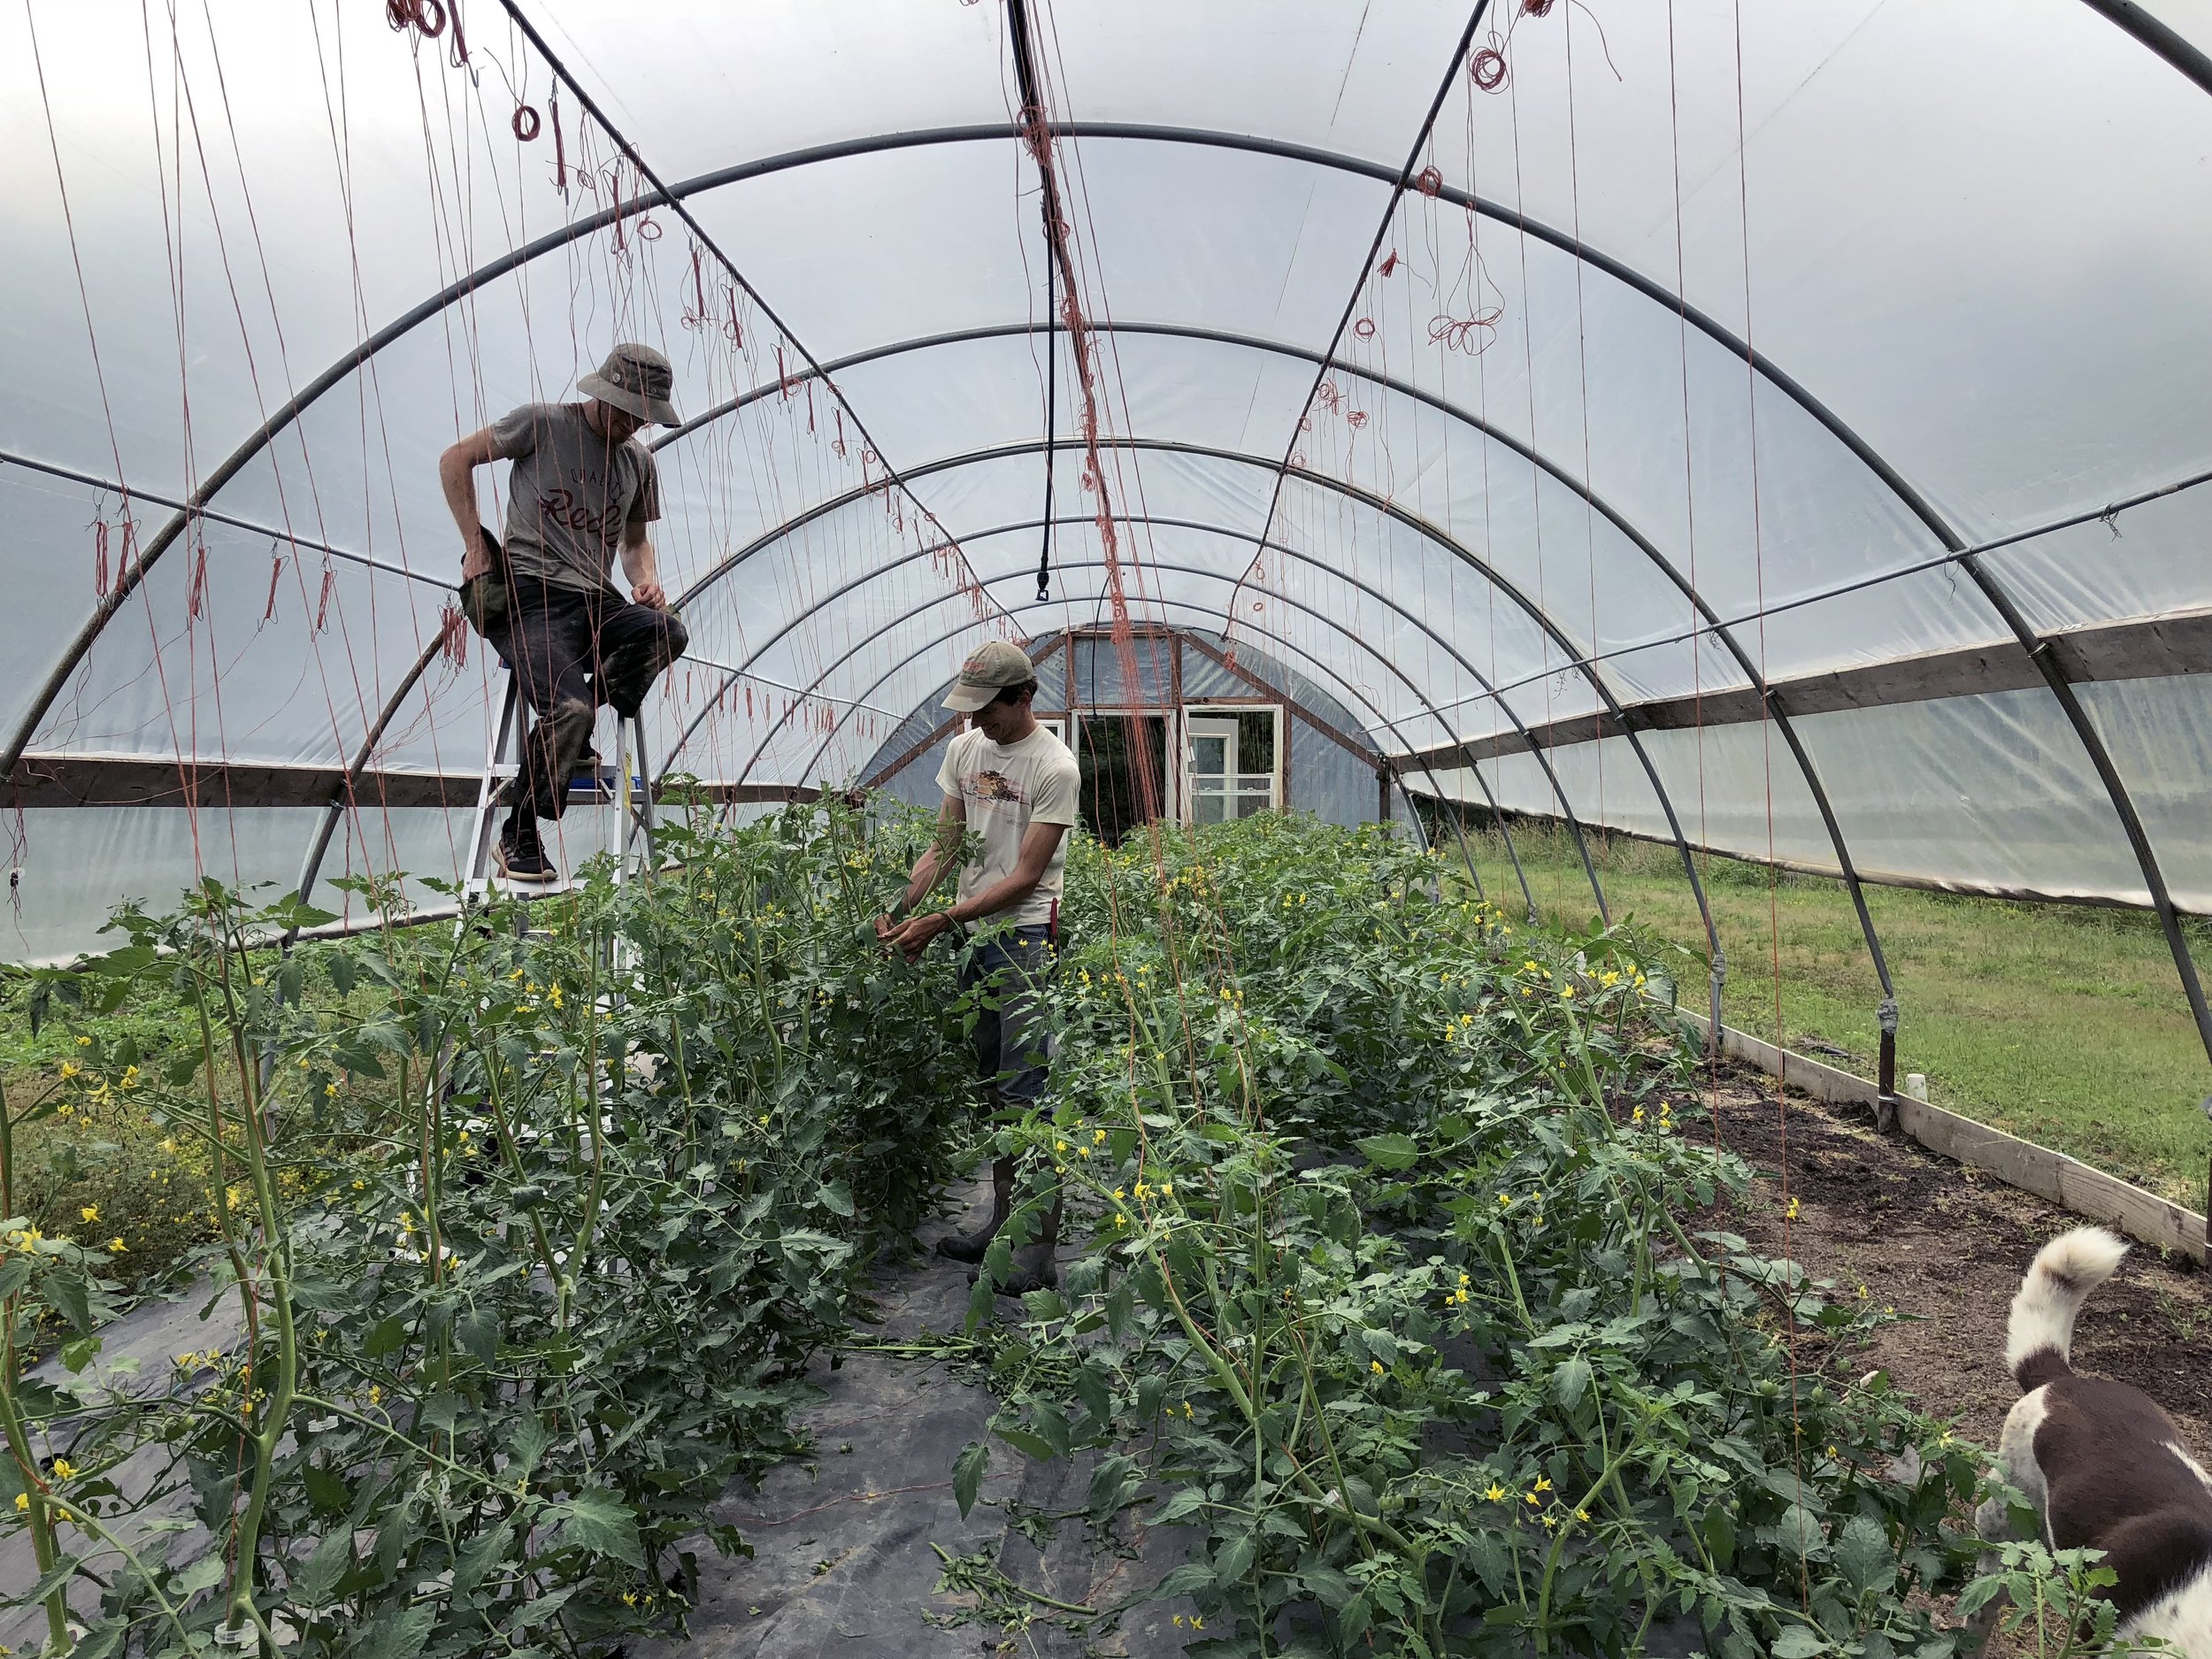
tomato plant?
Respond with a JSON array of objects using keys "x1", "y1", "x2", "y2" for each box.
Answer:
[
  {"x1": 0, "y1": 806, "x2": 1994, "y2": 1658},
  {"x1": 961, "y1": 817, "x2": 1983, "y2": 1659},
  {"x1": 0, "y1": 796, "x2": 972, "y2": 1655}
]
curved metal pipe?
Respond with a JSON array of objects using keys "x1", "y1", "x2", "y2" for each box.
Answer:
[
  {"x1": 12, "y1": 117, "x2": 1960, "y2": 778},
  {"x1": 2078, "y1": 0, "x2": 2212, "y2": 96},
  {"x1": 679, "y1": 434, "x2": 1717, "y2": 949},
  {"x1": 756, "y1": 588, "x2": 1519, "y2": 909},
  {"x1": 658, "y1": 516, "x2": 1568, "y2": 912},
  {"x1": 651, "y1": 317, "x2": 1891, "y2": 972},
  {"x1": 712, "y1": 555, "x2": 1548, "y2": 910}
]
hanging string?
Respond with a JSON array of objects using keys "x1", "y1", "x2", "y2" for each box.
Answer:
[{"x1": 1037, "y1": 187, "x2": 1058, "y2": 603}]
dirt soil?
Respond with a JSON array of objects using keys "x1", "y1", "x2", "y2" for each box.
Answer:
[{"x1": 1694, "y1": 1067, "x2": 2211, "y2": 1455}]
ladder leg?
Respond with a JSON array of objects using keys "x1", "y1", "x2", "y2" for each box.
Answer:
[
  {"x1": 626, "y1": 713, "x2": 655, "y2": 880},
  {"x1": 464, "y1": 672, "x2": 523, "y2": 898}
]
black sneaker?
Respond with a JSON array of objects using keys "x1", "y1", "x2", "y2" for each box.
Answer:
[{"x1": 495, "y1": 833, "x2": 559, "y2": 886}]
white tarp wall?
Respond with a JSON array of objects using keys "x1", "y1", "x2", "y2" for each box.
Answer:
[{"x1": 1, "y1": 0, "x2": 2208, "y2": 1057}]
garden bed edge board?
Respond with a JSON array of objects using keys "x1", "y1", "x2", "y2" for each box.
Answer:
[{"x1": 1667, "y1": 1007, "x2": 2209, "y2": 1265}]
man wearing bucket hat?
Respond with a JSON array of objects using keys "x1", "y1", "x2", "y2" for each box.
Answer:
[
  {"x1": 879, "y1": 640, "x2": 1079, "y2": 1294},
  {"x1": 439, "y1": 343, "x2": 690, "y2": 884}
]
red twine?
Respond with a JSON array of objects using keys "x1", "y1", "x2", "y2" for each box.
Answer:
[
  {"x1": 1471, "y1": 50, "x2": 1509, "y2": 92},
  {"x1": 439, "y1": 602, "x2": 468, "y2": 667},
  {"x1": 385, "y1": 0, "x2": 445, "y2": 39},
  {"x1": 1428, "y1": 309, "x2": 1504, "y2": 354},
  {"x1": 511, "y1": 104, "x2": 541, "y2": 142}
]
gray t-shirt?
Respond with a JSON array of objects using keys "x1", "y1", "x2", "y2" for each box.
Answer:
[{"x1": 489, "y1": 403, "x2": 660, "y2": 595}]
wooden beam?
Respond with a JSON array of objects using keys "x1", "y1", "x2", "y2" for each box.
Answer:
[
  {"x1": 1402, "y1": 608, "x2": 2212, "y2": 771},
  {"x1": 6, "y1": 755, "x2": 478, "y2": 810},
  {"x1": 7, "y1": 755, "x2": 817, "y2": 812}
]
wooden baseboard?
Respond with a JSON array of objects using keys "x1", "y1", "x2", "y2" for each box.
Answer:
[{"x1": 1669, "y1": 1008, "x2": 2209, "y2": 1264}]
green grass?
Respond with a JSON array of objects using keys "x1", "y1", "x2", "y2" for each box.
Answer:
[{"x1": 1444, "y1": 820, "x2": 2212, "y2": 1209}]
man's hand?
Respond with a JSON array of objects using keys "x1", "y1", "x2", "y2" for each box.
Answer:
[
  {"x1": 887, "y1": 910, "x2": 956, "y2": 962},
  {"x1": 872, "y1": 912, "x2": 897, "y2": 945},
  {"x1": 459, "y1": 526, "x2": 495, "y2": 583},
  {"x1": 631, "y1": 578, "x2": 668, "y2": 610}
]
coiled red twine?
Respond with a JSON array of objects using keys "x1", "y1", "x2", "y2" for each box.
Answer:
[
  {"x1": 386, "y1": 0, "x2": 443, "y2": 35},
  {"x1": 1471, "y1": 49, "x2": 1509, "y2": 92},
  {"x1": 387, "y1": 0, "x2": 469, "y2": 68},
  {"x1": 511, "y1": 104, "x2": 541, "y2": 142},
  {"x1": 1429, "y1": 309, "x2": 1503, "y2": 355}
]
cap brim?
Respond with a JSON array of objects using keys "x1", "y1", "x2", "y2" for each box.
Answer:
[
  {"x1": 941, "y1": 683, "x2": 995, "y2": 713},
  {"x1": 579, "y1": 373, "x2": 680, "y2": 426}
]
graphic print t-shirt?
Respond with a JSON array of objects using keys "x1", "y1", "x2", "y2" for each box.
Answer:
[
  {"x1": 934, "y1": 724, "x2": 1080, "y2": 930},
  {"x1": 489, "y1": 403, "x2": 661, "y2": 595}
]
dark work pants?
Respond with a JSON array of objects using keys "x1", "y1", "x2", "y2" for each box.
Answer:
[{"x1": 484, "y1": 586, "x2": 688, "y2": 831}]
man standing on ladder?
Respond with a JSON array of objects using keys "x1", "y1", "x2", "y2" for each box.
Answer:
[
  {"x1": 440, "y1": 343, "x2": 690, "y2": 884},
  {"x1": 880, "y1": 641, "x2": 1079, "y2": 1294}
]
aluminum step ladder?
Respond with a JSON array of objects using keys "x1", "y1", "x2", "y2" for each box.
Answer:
[{"x1": 459, "y1": 670, "x2": 657, "y2": 903}]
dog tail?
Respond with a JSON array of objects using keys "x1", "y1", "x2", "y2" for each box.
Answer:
[{"x1": 2007, "y1": 1225, "x2": 2129, "y2": 1392}]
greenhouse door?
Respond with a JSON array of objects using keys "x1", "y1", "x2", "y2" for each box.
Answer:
[
  {"x1": 1076, "y1": 713, "x2": 1167, "y2": 848},
  {"x1": 1185, "y1": 708, "x2": 1281, "y2": 826}
]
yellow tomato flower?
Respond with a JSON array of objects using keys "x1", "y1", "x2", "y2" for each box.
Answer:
[{"x1": 80, "y1": 1206, "x2": 98, "y2": 1225}]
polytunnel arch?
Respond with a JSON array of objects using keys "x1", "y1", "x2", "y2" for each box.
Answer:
[
  {"x1": 0, "y1": 4, "x2": 2204, "y2": 1076},
  {"x1": 695, "y1": 549, "x2": 1592, "y2": 919},
  {"x1": 660, "y1": 430, "x2": 1734, "y2": 956},
  {"x1": 759, "y1": 588, "x2": 1494, "y2": 859},
  {"x1": 3, "y1": 114, "x2": 1987, "y2": 774},
  {"x1": 646, "y1": 315, "x2": 1924, "y2": 995},
  {"x1": 651, "y1": 510, "x2": 1616, "y2": 918}
]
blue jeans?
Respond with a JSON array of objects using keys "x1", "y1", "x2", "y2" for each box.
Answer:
[{"x1": 957, "y1": 926, "x2": 1056, "y2": 1109}]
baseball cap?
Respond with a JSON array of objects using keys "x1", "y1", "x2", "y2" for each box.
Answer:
[{"x1": 941, "y1": 640, "x2": 1038, "y2": 712}]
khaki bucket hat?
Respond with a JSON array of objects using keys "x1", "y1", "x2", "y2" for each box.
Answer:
[
  {"x1": 942, "y1": 639, "x2": 1039, "y2": 712},
  {"x1": 578, "y1": 342, "x2": 681, "y2": 426}
]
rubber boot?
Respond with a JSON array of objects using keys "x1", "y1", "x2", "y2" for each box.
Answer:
[
  {"x1": 935, "y1": 1156, "x2": 1013, "y2": 1264},
  {"x1": 990, "y1": 1190, "x2": 1063, "y2": 1296}
]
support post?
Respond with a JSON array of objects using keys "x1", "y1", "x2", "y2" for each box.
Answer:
[{"x1": 1876, "y1": 996, "x2": 1901, "y2": 1134}]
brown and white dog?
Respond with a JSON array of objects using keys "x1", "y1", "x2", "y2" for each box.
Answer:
[{"x1": 1975, "y1": 1226, "x2": 2212, "y2": 1655}]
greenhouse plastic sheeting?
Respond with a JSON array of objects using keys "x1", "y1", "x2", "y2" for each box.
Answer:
[{"x1": 1, "y1": 1, "x2": 2208, "y2": 1025}]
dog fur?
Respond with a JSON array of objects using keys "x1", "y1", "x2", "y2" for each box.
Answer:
[{"x1": 1976, "y1": 1226, "x2": 2212, "y2": 1655}]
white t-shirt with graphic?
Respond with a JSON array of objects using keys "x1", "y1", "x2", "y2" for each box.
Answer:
[{"x1": 934, "y1": 724, "x2": 1080, "y2": 929}]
